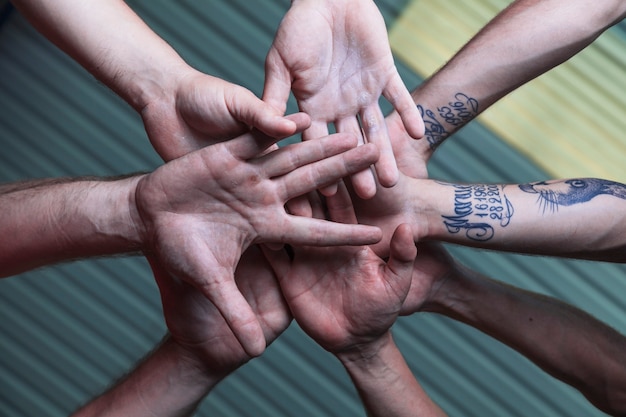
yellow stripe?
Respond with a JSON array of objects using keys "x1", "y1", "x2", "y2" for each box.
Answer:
[{"x1": 390, "y1": 0, "x2": 626, "y2": 181}]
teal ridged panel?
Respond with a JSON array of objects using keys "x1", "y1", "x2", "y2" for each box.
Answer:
[{"x1": 1, "y1": 2, "x2": 625, "y2": 417}]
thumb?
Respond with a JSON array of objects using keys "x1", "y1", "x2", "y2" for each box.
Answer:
[
  {"x1": 230, "y1": 87, "x2": 297, "y2": 138},
  {"x1": 383, "y1": 74, "x2": 425, "y2": 140},
  {"x1": 259, "y1": 244, "x2": 293, "y2": 284},
  {"x1": 385, "y1": 223, "x2": 418, "y2": 293},
  {"x1": 146, "y1": 254, "x2": 176, "y2": 297},
  {"x1": 262, "y1": 48, "x2": 292, "y2": 115},
  {"x1": 200, "y1": 270, "x2": 267, "y2": 358}
]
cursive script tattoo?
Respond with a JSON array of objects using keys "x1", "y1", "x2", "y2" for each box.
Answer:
[
  {"x1": 417, "y1": 105, "x2": 447, "y2": 149},
  {"x1": 440, "y1": 183, "x2": 514, "y2": 242},
  {"x1": 438, "y1": 93, "x2": 479, "y2": 126},
  {"x1": 417, "y1": 93, "x2": 479, "y2": 149},
  {"x1": 519, "y1": 178, "x2": 626, "y2": 213}
]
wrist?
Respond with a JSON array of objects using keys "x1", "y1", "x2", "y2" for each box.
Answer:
[
  {"x1": 133, "y1": 336, "x2": 220, "y2": 416},
  {"x1": 406, "y1": 179, "x2": 447, "y2": 242},
  {"x1": 422, "y1": 261, "x2": 481, "y2": 320},
  {"x1": 116, "y1": 175, "x2": 148, "y2": 251},
  {"x1": 166, "y1": 337, "x2": 230, "y2": 388},
  {"x1": 335, "y1": 331, "x2": 393, "y2": 367},
  {"x1": 131, "y1": 60, "x2": 195, "y2": 114}
]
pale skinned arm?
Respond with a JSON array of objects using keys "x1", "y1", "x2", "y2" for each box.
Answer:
[
  {"x1": 11, "y1": 0, "x2": 299, "y2": 159},
  {"x1": 403, "y1": 177, "x2": 626, "y2": 263},
  {"x1": 351, "y1": 146, "x2": 626, "y2": 262},
  {"x1": 264, "y1": 0, "x2": 425, "y2": 198},
  {"x1": 385, "y1": 0, "x2": 626, "y2": 171},
  {"x1": 401, "y1": 242, "x2": 626, "y2": 415}
]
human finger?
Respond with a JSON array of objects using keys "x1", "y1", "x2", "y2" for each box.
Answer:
[
  {"x1": 200, "y1": 272, "x2": 267, "y2": 357},
  {"x1": 389, "y1": 223, "x2": 417, "y2": 271},
  {"x1": 230, "y1": 87, "x2": 297, "y2": 138},
  {"x1": 360, "y1": 104, "x2": 399, "y2": 189},
  {"x1": 301, "y1": 119, "x2": 330, "y2": 142},
  {"x1": 335, "y1": 116, "x2": 376, "y2": 199},
  {"x1": 285, "y1": 195, "x2": 313, "y2": 218},
  {"x1": 301, "y1": 119, "x2": 336, "y2": 194},
  {"x1": 308, "y1": 190, "x2": 326, "y2": 220},
  {"x1": 228, "y1": 112, "x2": 311, "y2": 160},
  {"x1": 325, "y1": 180, "x2": 358, "y2": 225},
  {"x1": 259, "y1": 245, "x2": 292, "y2": 283},
  {"x1": 262, "y1": 132, "x2": 358, "y2": 178},
  {"x1": 278, "y1": 142, "x2": 380, "y2": 200},
  {"x1": 387, "y1": 223, "x2": 417, "y2": 299},
  {"x1": 262, "y1": 49, "x2": 292, "y2": 115},
  {"x1": 383, "y1": 74, "x2": 425, "y2": 140},
  {"x1": 275, "y1": 216, "x2": 382, "y2": 247}
]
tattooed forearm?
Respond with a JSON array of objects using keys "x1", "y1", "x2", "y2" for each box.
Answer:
[
  {"x1": 439, "y1": 183, "x2": 513, "y2": 242},
  {"x1": 519, "y1": 179, "x2": 626, "y2": 213},
  {"x1": 417, "y1": 92, "x2": 479, "y2": 149}
]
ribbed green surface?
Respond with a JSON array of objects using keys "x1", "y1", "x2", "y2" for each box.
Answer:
[{"x1": 1, "y1": 2, "x2": 625, "y2": 416}]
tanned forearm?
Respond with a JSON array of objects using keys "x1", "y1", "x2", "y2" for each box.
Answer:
[
  {"x1": 337, "y1": 332, "x2": 447, "y2": 417},
  {"x1": 0, "y1": 175, "x2": 144, "y2": 277},
  {"x1": 71, "y1": 335, "x2": 222, "y2": 417},
  {"x1": 426, "y1": 263, "x2": 626, "y2": 415}
]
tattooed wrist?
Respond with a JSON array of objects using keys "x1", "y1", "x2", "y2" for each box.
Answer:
[
  {"x1": 417, "y1": 92, "x2": 479, "y2": 149},
  {"x1": 438, "y1": 182, "x2": 513, "y2": 242}
]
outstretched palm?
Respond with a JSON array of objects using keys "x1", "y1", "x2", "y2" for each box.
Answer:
[
  {"x1": 264, "y1": 0, "x2": 424, "y2": 198},
  {"x1": 265, "y1": 186, "x2": 416, "y2": 353},
  {"x1": 134, "y1": 122, "x2": 382, "y2": 356}
]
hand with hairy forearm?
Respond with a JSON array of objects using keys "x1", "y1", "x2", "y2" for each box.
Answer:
[
  {"x1": 264, "y1": 0, "x2": 424, "y2": 198},
  {"x1": 264, "y1": 185, "x2": 446, "y2": 417},
  {"x1": 11, "y1": 0, "x2": 299, "y2": 160},
  {"x1": 133, "y1": 119, "x2": 383, "y2": 356},
  {"x1": 72, "y1": 246, "x2": 291, "y2": 417},
  {"x1": 0, "y1": 175, "x2": 144, "y2": 277},
  {"x1": 401, "y1": 242, "x2": 626, "y2": 415},
  {"x1": 1, "y1": 115, "x2": 383, "y2": 356}
]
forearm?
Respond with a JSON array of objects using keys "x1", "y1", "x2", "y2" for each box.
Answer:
[
  {"x1": 410, "y1": 178, "x2": 626, "y2": 262},
  {"x1": 427, "y1": 263, "x2": 626, "y2": 415},
  {"x1": 398, "y1": 0, "x2": 626, "y2": 153},
  {"x1": 11, "y1": 0, "x2": 192, "y2": 112},
  {"x1": 336, "y1": 332, "x2": 447, "y2": 417},
  {"x1": 71, "y1": 335, "x2": 222, "y2": 417},
  {"x1": 0, "y1": 175, "x2": 144, "y2": 277}
]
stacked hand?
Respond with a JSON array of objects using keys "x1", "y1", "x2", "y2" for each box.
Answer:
[
  {"x1": 264, "y1": 183, "x2": 416, "y2": 354},
  {"x1": 150, "y1": 246, "x2": 291, "y2": 376},
  {"x1": 264, "y1": 0, "x2": 424, "y2": 199},
  {"x1": 134, "y1": 115, "x2": 383, "y2": 356},
  {"x1": 141, "y1": 68, "x2": 302, "y2": 160}
]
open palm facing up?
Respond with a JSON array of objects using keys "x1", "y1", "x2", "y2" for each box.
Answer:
[
  {"x1": 134, "y1": 120, "x2": 382, "y2": 357},
  {"x1": 264, "y1": 0, "x2": 424, "y2": 198},
  {"x1": 264, "y1": 185, "x2": 416, "y2": 353}
]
